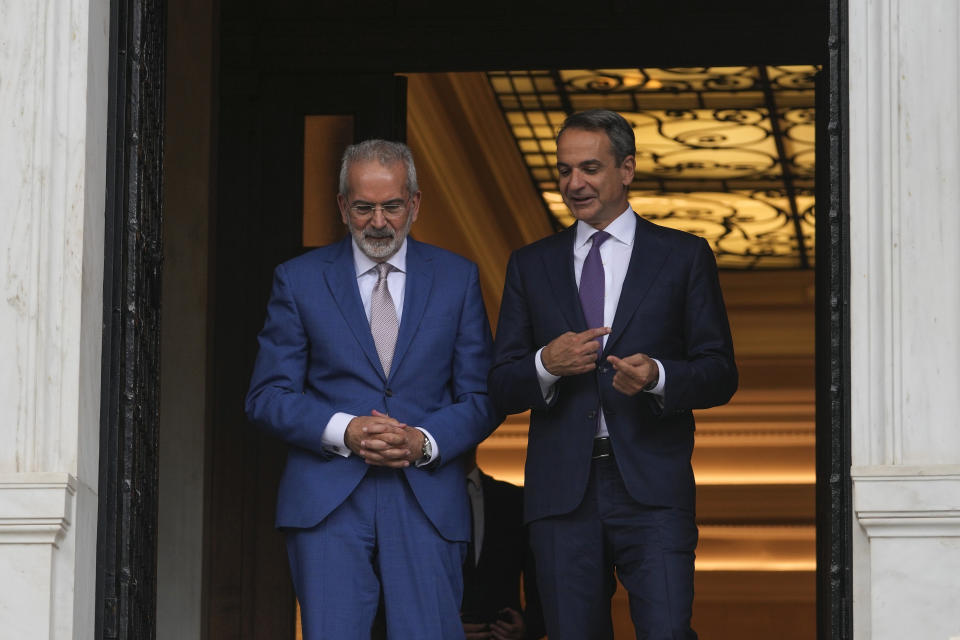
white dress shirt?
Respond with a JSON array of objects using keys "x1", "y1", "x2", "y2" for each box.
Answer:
[
  {"x1": 320, "y1": 238, "x2": 438, "y2": 463},
  {"x1": 535, "y1": 208, "x2": 666, "y2": 437}
]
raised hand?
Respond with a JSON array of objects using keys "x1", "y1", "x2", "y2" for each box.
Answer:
[
  {"x1": 541, "y1": 327, "x2": 611, "y2": 376},
  {"x1": 607, "y1": 353, "x2": 659, "y2": 396}
]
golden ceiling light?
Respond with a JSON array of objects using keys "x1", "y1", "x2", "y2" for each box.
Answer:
[{"x1": 488, "y1": 66, "x2": 819, "y2": 269}]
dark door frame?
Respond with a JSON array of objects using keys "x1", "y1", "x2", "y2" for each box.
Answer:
[
  {"x1": 815, "y1": 0, "x2": 853, "y2": 636},
  {"x1": 95, "y1": 0, "x2": 166, "y2": 637},
  {"x1": 95, "y1": 0, "x2": 852, "y2": 637}
]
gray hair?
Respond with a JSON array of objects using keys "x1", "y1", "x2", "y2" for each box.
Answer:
[
  {"x1": 338, "y1": 139, "x2": 419, "y2": 196},
  {"x1": 557, "y1": 109, "x2": 636, "y2": 165}
]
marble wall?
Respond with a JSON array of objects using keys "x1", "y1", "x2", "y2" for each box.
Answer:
[
  {"x1": 849, "y1": 0, "x2": 960, "y2": 637},
  {"x1": 0, "y1": 1, "x2": 109, "y2": 638}
]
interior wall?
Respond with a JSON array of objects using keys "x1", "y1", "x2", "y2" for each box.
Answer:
[
  {"x1": 405, "y1": 72, "x2": 555, "y2": 327},
  {"x1": 156, "y1": 0, "x2": 215, "y2": 637}
]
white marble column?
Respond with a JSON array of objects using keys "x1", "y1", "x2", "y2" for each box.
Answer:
[
  {"x1": 849, "y1": 0, "x2": 960, "y2": 637},
  {"x1": 0, "y1": 1, "x2": 109, "y2": 638}
]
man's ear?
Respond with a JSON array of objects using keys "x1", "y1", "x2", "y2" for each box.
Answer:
[
  {"x1": 620, "y1": 155, "x2": 636, "y2": 188},
  {"x1": 337, "y1": 193, "x2": 349, "y2": 225},
  {"x1": 408, "y1": 190, "x2": 422, "y2": 223}
]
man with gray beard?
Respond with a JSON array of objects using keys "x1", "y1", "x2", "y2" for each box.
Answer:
[{"x1": 246, "y1": 140, "x2": 498, "y2": 639}]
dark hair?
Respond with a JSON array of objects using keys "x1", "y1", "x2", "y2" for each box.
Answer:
[
  {"x1": 557, "y1": 109, "x2": 636, "y2": 165},
  {"x1": 339, "y1": 139, "x2": 418, "y2": 196}
]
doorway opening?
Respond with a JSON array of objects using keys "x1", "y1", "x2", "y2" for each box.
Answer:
[{"x1": 150, "y1": 2, "x2": 846, "y2": 639}]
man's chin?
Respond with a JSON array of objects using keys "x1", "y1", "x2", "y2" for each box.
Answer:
[
  {"x1": 358, "y1": 237, "x2": 398, "y2": 260},
  {"x1": 570, "y1": 206, "x2": 600, "y2": 223},
  {"x1": 565, "y1": 199, "x2": 597, "y2": 217}
]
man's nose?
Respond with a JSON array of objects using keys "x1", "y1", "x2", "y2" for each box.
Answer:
[
  {"x1": 370, "y1": 208, "x2": 388, "y2": 227},
  {"x1": 567, "y1": 169, "x2": 585, "y2": 190}
]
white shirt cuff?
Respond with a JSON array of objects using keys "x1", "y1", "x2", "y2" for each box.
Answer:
[
  {"x1": 535, "y1": 347, "x2": 561, "y2": 401},
  {"x1": 646, "y1": 359, "x2": 666, "y2": 401},
  {"x1": 322, "y1": 412, "x2": 355, "y2": 457},
  {"x1": 414, "y1": 427, "x2": 439, "y2": 467}
]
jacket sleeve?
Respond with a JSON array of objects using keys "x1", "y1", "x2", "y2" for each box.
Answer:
[
  {"x1": 244, "y1": 263, "x2": 338, "y2": 457},
  {"x1": 658, "y1": 238, "x2": 738, "y2": 412},
  {"x1": 416, "y1": 264, "x2": 499, "y2": 465},
  {"x1": 488, "y1": 252, "x2": 556, "y2": 417}
]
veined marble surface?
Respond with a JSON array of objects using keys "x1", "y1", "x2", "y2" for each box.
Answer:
[
  {"x1": 0, "y1": 1, "x2": 109, "y2": 638},
  {"x1": 849, "y1": 0, "x2": 960, "y2": 637}
]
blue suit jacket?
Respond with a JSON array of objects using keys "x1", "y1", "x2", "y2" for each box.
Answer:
[
  {"x1": 488, "y1": 216, "x2": 737, "y2": 523},
  {"x1": 245, "y1": 236, "x2": 498, "y2": 542}
]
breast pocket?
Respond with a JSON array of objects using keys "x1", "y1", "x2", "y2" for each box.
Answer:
[{"x1": 411, "y1": 314, "x2": 458, "y2": 362}]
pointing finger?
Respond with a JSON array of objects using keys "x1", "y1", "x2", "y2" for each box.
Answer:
[
  {"x1": 607, "y1": 354, "x2": 628, "y2": 368},
  {"x1": 608, "y1": 355, "x2": 640, "y2": 376},
  {"x1": 579, "y1": 327, "x2": 611, "y2": 341}
]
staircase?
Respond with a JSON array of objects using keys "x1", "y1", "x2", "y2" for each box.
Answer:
[{"x1": 478, "y1": 270, "x2": 817, "y2": 639}]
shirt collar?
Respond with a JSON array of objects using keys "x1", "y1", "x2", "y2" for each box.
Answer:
[
  {"x1": 352, "y1": 237, "x2": 408, "y2": 278},
  {"x1": 575, "y1": 206, "x2": 636, "y2": 249}
]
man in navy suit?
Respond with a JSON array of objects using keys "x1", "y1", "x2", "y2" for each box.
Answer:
[
  {"x1": 488, "y1": 110, "x2": 737, "y2": 639},
  {"x1": 246, "y1": 139, "x2": 498, "y2": 640}
]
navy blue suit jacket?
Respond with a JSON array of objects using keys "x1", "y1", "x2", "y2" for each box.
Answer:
[
  {"x1": 488, "y1": 216, "x2": 737, "y2": 523},
  {"x1": 245, "y1": 236, "x2": 498, "y2": 541}
]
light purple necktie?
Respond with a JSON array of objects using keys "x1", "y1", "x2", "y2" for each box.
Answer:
[
  {"x1": 370, "y1": 262, "x2": 398, "y2": 376},
  {"x1": 579, "y1": 230, "x2": 611, "y2": 351}
]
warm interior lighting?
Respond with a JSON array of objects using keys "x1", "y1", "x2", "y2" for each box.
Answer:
[
  {"x1": 696, "y1": 560, "x2": 817, "y2": 571},
  {"x1": 696, "y1": 525, "x2": 815, "y2": 571},
  {"x1": 696, "y1": 473, "x2": 816, "y2": 484},
  {"x1": 302, "y1": 115, "x2": 354, "y2": 248},
  {"x1": 488, "y1": 66, "x2": 818, "y2": 269}
]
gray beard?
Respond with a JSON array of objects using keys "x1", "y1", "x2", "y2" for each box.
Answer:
[{"x1": 349, "y1": 217, "x2": 413, "y2": 260}]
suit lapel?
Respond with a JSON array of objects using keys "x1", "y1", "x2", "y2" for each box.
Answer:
[
  {"x1": 388, "y1": 238, "x2": 432, "y2": 380},
  {"x1": 603, "y1": 216, "x2": 673, "y2": 355},
  {"x1": 542, "y1": 226, "x2": 586, "y2": 332},
  {"x1": 323, "y1": 237, "x2": 385, "y2": 379}
]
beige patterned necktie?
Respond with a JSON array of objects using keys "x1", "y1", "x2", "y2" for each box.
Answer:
[{"x1": 370, "y1": 262, "x2": 399, "y2": 376}]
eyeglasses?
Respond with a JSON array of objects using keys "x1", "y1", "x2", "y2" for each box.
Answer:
[{"x1": 348, "y1": 200, "x2": 408, "y2": 217}]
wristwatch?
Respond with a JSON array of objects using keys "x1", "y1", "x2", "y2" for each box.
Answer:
[{"x1": 419, "y1": 431, "x2": 433, "y2": 464}]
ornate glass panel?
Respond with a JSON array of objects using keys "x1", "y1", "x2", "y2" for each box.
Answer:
[{"x1": 488, "y1": 67, "x2": 818, "y2": 269}]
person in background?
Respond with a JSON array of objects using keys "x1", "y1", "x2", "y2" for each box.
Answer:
[{"x1": 461, "y1": 448, "x2": 545, "y2": 640}]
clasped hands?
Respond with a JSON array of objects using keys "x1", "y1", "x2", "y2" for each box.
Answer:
[
  {"x1": 541, "y1": 327, "x2": 658, "y2": 396},
  {"x1": 345, "y1": 409, "x2": 425, "y2": 468}
]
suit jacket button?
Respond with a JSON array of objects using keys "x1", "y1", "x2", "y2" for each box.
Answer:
[
  {"x1": 587, "y1": 410, "x2": 596, "y2": 419},
  {"x1": 385, "y1": 388, "x2": 393, "y2": 397},
  {"x1": 599, "y1": 366, "x2": 609, "y2": 374}
]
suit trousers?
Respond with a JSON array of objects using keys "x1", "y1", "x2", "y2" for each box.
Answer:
[
  {"x1": 286, "y1": 467, "x2": 467, "y2": 640},
  {"x1": 528, "y1": 454, "x2": 698, "y2": 640}
]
